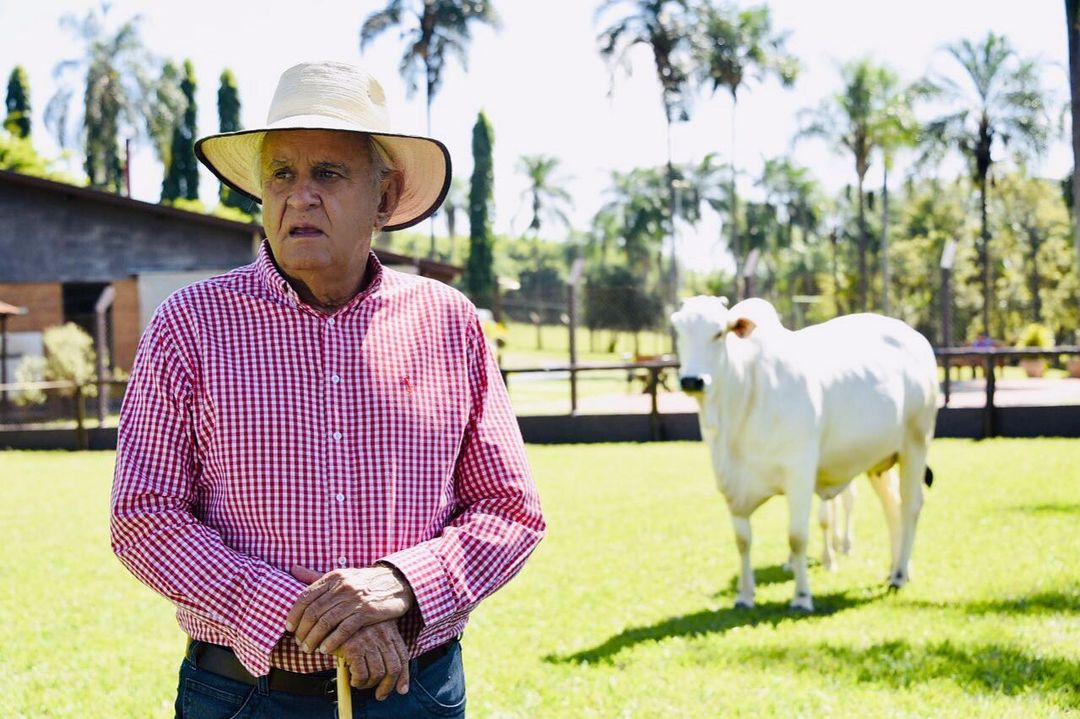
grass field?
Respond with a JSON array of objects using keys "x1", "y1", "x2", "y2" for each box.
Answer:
[{"x1": 1, "y1": 440, "x2": 1078, "y2": 717}]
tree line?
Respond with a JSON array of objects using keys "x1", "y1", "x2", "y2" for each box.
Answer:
[
  {"x1": 2, "y1": 5, "x2": 254, "y2": 219},
  {"x1": 3, "y1": 1, "x2": 1079, "y2": 347}
]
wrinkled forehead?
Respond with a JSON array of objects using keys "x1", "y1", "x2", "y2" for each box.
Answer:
[{"x1": 260, "y1": 129, "x2": 372, "y2": 167}]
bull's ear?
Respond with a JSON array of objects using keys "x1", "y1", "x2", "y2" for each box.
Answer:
[{"x1": 730, "y1": 317, "x2": 756, "y2": 338}]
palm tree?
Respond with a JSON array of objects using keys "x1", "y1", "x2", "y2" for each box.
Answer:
[
  {"x1": 596, "y1": 166, "x2": 670, "y2": 274},
  {"x1": 45, "y1": 5, "x2": 158, "y2": 193},
  {"x1": 921, "y1": 33, "x2": 1050, "y2": 336},
  {"x1": 692, "y1": 2, "x2": 798, "y2": 297},
  {"x1": 361, "y1": 0, "x2": 500, "y2": 256},
  {"x1": 361, "y1": 0, "x2": 499, "y2": 133},
  {"x1": 517, "y1": 154, "x2": 573, "y2": 237},
  {"x1": 758, "y1": 157, "x2": 823, "y2": 249},
  {"x1": 798, "y1": 59, "x2": 901, "y2": 311},
  {"x1": 596, "y1": 0, "x2": 695, "y2": 299},
  {"x1": 594, "y1": 158, "x2": 724, "y2": 279},
  {"x1": 874, "y1": 77, "x2": 921, "y2": 315},
  {"x1": 757, "y1": 158, "x2": 827, "y2": 319}
]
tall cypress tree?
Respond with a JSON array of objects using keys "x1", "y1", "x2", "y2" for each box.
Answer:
[
  {"x1": 217, "y1": 68, "x2": 254, "y2": 211},
  {"x1": 4, "y1": 65, "x2": 31, "y2": 138},
  {"x1": 466, "y1": 111, "x2": 496, "y2": 310},
  {"x1": 161, "y1": 59, "x2": 199, "y2": 201}
]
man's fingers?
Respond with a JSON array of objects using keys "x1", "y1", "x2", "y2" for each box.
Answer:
[
  {"x1": 348, "y1": 653, "x2": 372, "y2": 689},
  {"x1": 393, "y1": 638, "x2": 411, "y2": 697},
  {"x1": 297, "y1": 600, "x2": 356, "y2": 651},
  {"x1": 375, "y1": 670, "x2": 398, "y2": 701},
  {"x1": 333, "y1": 621, "x2": 410, "y2": 700},
  {"x1": 290, "y1": 565, "x2": 322, "y2": 584},
  {"x1": 285, "y1": 568, "x2": 332, "y2": 632},
  {"x1": 316, "y1": 614, "x2": 367, "y2": 655},
  {"x1": 294, "y1": 587, "x2": 351, "y2": 647},
  {"x1": 354, "y1": 652, "x2": 383, "y2": 689}
]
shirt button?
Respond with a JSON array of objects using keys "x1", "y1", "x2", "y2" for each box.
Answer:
[
  {"x1": 331, "y1": 374, "x2": 341, "y2": 384},
  {"x1": 336, "y1": 493, "x2": 345, "y2": 502},
  {"x1": 338, "y1": 556, "x2": 347, "y2": 567},
  {"x1": 327, "y1": 318, "x2": 336, "y2": 326},
  {"x1": 332, "y1": 431, "x2": 342, "y2": 441}
]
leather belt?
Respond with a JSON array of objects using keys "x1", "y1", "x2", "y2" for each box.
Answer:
[{"x1": 185, "y1": 638, "x2": 454, "y2": 700}]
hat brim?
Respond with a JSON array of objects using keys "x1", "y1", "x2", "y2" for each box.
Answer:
[{"x1": 195, "y1": 125, "x2": 451, "y2": 233}]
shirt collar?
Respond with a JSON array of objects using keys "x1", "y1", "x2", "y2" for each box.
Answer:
[{"x1": 255, "y1": 240, "x2": 384, "y2": 316}]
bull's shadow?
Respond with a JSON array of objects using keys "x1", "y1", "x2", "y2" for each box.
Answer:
[
  {"x1": 546, "y1": 586, "x2": 885, "y2": 666},
  {"x1": 716, "y1": 562, "x2": 796, "y2": 598}
]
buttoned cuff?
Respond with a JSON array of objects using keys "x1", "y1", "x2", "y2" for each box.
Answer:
[
  {"x1": 231, "y1": 568, "x2": 308, "y2": 676},
  {"x1": 379, "y1": 543, "x2": 457, "y2": 631}
]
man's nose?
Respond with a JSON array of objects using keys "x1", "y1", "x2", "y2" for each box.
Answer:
[
  {"x1": 680, "y1": 376, "x2": 706, "y2": 392},
  {"x1": 287, "y1": 177, "x2": 320, "y2": 208}
]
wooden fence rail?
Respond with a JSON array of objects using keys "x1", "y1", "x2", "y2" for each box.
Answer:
[{"x1": 1, "y1": 347, "x2": 1078, "y2": 447}]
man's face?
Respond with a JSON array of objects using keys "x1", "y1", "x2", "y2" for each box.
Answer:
[{"x1": 260, "y1": 129, "x2": 392, "y2": 281}]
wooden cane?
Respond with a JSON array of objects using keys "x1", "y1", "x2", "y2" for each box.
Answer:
[{"x1": 336, "y1": 656, "x2": 353, "y2": 719}]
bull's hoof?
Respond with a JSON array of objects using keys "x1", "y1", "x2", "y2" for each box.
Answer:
[
  {"x1": 888, "y1": 572, "x2": 908, "y2": 590},
  {"x1": 733, "y1": 598, "x2": 754, "y2": 610},
  {"x1": 789, "y1": 594, "x2": 814, "y2": 612}
]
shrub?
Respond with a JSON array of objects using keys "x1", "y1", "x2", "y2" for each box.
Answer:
[
  {"x1": 1015, "y1": 322, "x2": 1055, "y2": 349},
  {"x1": 42, "y1": 323, "x2": 100, "y2": 398},
  {"x1": 11, "y1": 355, "x2": 46, "y2": 406}
]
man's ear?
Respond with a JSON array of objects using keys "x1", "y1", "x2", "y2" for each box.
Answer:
[
  {"x1": 730, "y1": 317, "x2": 756, "y2": 338},
  {"x1": 374, "y1": 170, "x2": 404, "y2": 229}
]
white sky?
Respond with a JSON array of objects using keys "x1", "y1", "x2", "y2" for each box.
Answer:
[{"x1": 0, "y1": 1, "x2": 1072, "y2": 272}]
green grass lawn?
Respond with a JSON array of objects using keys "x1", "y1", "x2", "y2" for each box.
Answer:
[
  {"x1": 498, "y1": 321, "x2": 672, "y2": 368},
  {"x1": 2, "y1": 441, "x2": 1079, "y2": 717}
]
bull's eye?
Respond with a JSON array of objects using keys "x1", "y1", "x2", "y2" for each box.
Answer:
[{"x1": 712, "y1": 330, "x2": 725, "y2": 341}]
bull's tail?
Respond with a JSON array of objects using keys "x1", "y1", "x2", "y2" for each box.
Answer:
[{"x1": 924, "y1": 466, "x2": 934, "y2": 488}]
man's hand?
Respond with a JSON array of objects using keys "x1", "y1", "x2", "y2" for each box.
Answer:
[
  {"x1": 286, "y1": 565, "x2": 415, "y2": 653},
  {"x1": 335, "y1": 620, "x2": 411, "y2": 700}
]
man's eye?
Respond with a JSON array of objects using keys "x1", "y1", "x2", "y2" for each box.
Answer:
[
  {"x1": 271, "y1": 169, "x2": 292, "y2": 180},
  {"x1": 317, "y1": 169, "x2": 340, "y2": 179}
]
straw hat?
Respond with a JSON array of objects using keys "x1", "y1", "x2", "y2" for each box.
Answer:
[{"x1": 195, "y1": 61, "x2": 451, "y2": 232}]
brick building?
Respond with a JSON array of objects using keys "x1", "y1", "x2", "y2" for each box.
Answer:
[{"x1": 0, "y1": 169, "x2": 461, "y2": 374}]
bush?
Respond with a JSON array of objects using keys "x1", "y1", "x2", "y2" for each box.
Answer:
[
  {"x1": 11, "y1": 355, "x2": 46, "y2": 406},
  {"x1": 43, "y1": 323, "x2": 100, "y2": 398},
  {"x1": 1015, "y1": 322, "x2": 1055, "y2": 349}
]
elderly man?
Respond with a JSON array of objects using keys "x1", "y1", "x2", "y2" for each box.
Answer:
[{"x1": 111, "y1": 61, "x2": 544, "y2": 719}]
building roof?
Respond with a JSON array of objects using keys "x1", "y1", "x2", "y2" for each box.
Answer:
[{"x1": 0, "y1": 169, "x2": 462, "y2": 281}]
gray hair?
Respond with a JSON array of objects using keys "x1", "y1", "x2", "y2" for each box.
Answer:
[{"x1": 365, "y1": 136, "x2": 395, "y2": 189}]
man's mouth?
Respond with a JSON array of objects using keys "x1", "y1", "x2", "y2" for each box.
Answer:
[{"x1": 288, "y1": 224, "x2": 324, "y2": 238}]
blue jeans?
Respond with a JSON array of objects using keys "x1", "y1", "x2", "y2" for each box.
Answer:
[{"x1": 174, "y1": 640, "x2": 465, "y2": 718}]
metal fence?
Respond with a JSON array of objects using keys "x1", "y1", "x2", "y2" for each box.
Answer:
[{"x1": 2, "y1": 347, "x2": 1079, "y2": 448}]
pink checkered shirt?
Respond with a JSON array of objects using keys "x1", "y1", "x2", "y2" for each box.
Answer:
[{"x1": 111, "y1": 243, "x2": 544, "y2": 676}]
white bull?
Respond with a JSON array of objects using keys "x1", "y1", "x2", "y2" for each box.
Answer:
[{"x1": 671, "y1": 296, "x2": 938, "y2": 611}]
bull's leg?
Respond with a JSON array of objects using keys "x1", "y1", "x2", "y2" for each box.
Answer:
[
  {"x1": 839, "y1": 482, "x2": 856, "y2": 555},
  {"x1": 731, "y1": 514, "x2": 755, "y2": 608},
  {"x1": 869, "y1": 470, "x2": 902, "y2": 577},
  {"x1": 818, "y1": 496, "x2": 837, "y2": 571},
  {"x1": 787, "y1": 480, "x2": 815, "y2": 611},
  {"x1": 892, "y1": 440, "x2": 929, "y2": 589}
]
